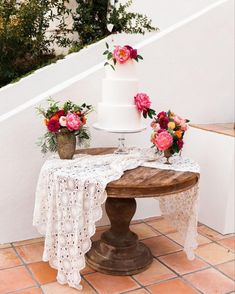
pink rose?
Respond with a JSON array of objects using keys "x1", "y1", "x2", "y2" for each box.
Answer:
[
  {"x1": 173, "y1": 115, "x2": 182, "y2": 124},
  {"x1": 113, "y1": 46, "x2": 130, "y2": 63},
  {"x1": 180, "y1": 120, "x2": 188, "y2": 131},
  {"x1": 66, "y1": 112, "x2": 81, "y2": 131},
  {"x1": 134, "y1": 93, "x2": 151, "y2": 112},
  {"x1": 154, "y1": 131, "x2": 173, "y2": 151}
]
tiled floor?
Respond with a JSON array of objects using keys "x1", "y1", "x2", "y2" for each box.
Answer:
[{"x1": 0, "y1": 217, "x2": 234, "y2": 294}]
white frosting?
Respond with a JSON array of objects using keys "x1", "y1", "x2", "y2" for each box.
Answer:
[
  {"x1": 102, "y1": 78, "x2": 138, "y2": 105},
  {"x1": 97, "y1": 103, "x2": 142, "y2": 131},
  {"x1": 96, "y1": 58, "x2": 143, "y2": 132},
  {"x1": 105, "y1": 59, "x2": 137, "y2": 80}
]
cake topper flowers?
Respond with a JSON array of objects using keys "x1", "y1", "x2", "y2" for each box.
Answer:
[
  {"x1": 103, "y1": 43, "x2": 143, "y2": 70},
  {"x1": 134, "y1": 93, "x2": 156, "y2": 119},
  {"x1": 151, "y1": 110, "x2": 189, "y2": 163}
]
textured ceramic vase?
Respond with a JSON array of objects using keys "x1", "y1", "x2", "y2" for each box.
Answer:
[
  {"x1": 56, "y1": 130, "x2": 76, "y2": 159},
  {"x1": 164, "y1": 149, "x2": 172, "y2": 165}
]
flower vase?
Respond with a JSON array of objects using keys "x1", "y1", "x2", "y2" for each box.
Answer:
[
  {"x1": 56, "y1": 130, "x2": 76, "y2": 159},
  {"x1": 164, "y1": 149, "x2": 172, "y2": 165}
]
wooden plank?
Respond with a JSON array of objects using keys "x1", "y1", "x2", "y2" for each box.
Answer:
[{"x1": 77, "y1": 148, "x2": 199, "y2": 198}]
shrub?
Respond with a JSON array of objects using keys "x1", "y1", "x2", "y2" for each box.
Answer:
[
  {"x1": 72, "y1": 0, "x2": 157, "y2": 47},
  {"x1": 0, "y1": 0, "x2": 68, "y2": 87}
]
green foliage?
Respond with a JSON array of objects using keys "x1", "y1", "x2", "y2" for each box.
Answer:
[
  {"x1": 0, "y1": 0, "x2": 69, "y2": 87},
  {"x1": 37, "y1": 132, "x2": 58, "y2": 154},
  {"x1": 108, "y1": 0, "x2": 157, "y2": 35},
  {"x1": 72, "y1": 0, "x2": 158, "y2": 48}
]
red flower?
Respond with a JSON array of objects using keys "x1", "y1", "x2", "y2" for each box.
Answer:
[
  {"x1": 177, "y1": 139, "x2": 184, "y2": 150},
  {"x1": 124, "y1": 45, "x2": 138, "y2": 59},
  {"x1": 159, "y1": 117, "x2": 169, "y2": 129},
  {"x1": 47, "y1": 118, "x2": 60, "y2": 132},
  {"x1": 55, "y1": 110, "x2": 65, "y2": 117},
  {"x1": 157, "y1": 111, "x2": 167, "y2": 120}
]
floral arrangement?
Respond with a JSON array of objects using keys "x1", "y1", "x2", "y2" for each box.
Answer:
[
  {"x1": 151, "y1": 110, "x2": 189, "y2": 155},
  {"x1": 134, "y1": 93, "x2": 156, "y2": 119},
  {"x1": 103, "y1": 43, "x2": 143, "y2": 70},
  {"x1": 37, "y1": 98, "x2": 93, "y2": 154}
]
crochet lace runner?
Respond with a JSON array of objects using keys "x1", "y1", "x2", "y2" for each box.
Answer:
[{"x1": 33, "y1": 151, "x2": 199, "y2": 289}]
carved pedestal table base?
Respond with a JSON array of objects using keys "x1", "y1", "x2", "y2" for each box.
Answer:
[{"x1": 86, "y1": 197, "x2": 153, "y2": 275}]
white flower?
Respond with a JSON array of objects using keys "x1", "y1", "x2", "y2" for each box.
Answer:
[{"x1": 59, "y1": 116, "x2": 67, "y2": 127}]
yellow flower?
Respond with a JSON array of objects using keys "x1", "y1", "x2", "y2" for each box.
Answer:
[{"x1": 168, "y1": 121, "x2": 176, "y2": 130}]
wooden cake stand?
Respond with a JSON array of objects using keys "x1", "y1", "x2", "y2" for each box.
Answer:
[{"x1": 77, "y1": 148, "x2": 199, "y2": 275}]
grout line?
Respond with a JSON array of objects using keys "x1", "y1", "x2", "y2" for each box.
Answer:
[
  {"x1": 119, "y1": 286, "x2": 144, "y2": 294},
  {"x1": 82, "y1": 274, "x2": 99, "y2": 294},
  {"x1": 6, "y1": 286, "x2": 42, "y2": 294},
  {"x1": 11, "y1": 246, "x2": 43, "y2": 291}
]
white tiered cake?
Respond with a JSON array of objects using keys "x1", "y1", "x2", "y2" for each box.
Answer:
[{"x1": 96, "y1": 59, "x2": 143, "y2": 132}]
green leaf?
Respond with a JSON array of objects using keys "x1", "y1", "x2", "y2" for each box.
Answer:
[
  {"x1": 104, "y1": 62, "x2": 109, "y2": 66},
  {"x1": 105, "y1": 42, "x2": 109, "y2": 49},
  {"x1": 107, "y1": 52, "x2": 113, "y2": 60},
  {"x1": 103, "y1": 50, "x2": 109, "y2": 55},
  {"x1": 137, "y1": 55, "x2": 143, "y2": 60}
]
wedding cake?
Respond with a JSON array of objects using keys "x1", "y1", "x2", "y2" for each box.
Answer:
[{"x1": 95, "y1": 45, "x2": 148, "y2": 132}]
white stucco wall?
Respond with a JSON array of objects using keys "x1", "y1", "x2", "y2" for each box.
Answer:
[{"x1": 0, "y1": 0, "x2": 234, "y2": 243}]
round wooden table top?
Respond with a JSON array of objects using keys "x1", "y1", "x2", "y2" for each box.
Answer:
[{"x1": 77, "y1": 147, "x2": 199, "y2": 198}]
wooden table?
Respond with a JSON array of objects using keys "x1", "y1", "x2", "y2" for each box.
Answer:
[{"x1": 77, "y1": 148, "x2": 199, "y2": 275}]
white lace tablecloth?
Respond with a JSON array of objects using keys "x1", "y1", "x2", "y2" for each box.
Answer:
[{"x1": 33, "y1": 149, "x2": 200, "y2": 290}]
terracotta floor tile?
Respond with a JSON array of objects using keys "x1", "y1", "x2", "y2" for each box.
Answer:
[
  {"x1": 184, "y1": 268, "x2": 235, "y2": 294},
  {"x1": 147, "y1": 218, "x2": 177, "y2": 234},
  {"x1": 167, "y1": 232, "x2": 211, "y2": 247},
  {"x1": 12, "y1": 287, "x2": 43, "y2": 293},
  {"x1": 85, "y1": 272, "x2": 139, "y2": 294},
  {"x1": 198, "y1": 225, "x2": 224, "y2": 241},
  {"x1": 13, "y1": 238, "x2": 45, "y2": 247},
  {"x1": 28, "y1": 261, "x2": 57, "y2": 284},
  {"x1": 0, "y1": 266, "x2": 36, "y2": 293},
  {"x1": 0, "y1": 247, "x2": 22, "y2": 269},
  {"x1": 80, "y1": 264, "x2": 95, "y2": 275},
  {"x1": 0, "y1": 243, "x2": 12, "y2": 249},
  {"x1": 124, "y1": 289, "x2": 149, "y2": 294},
  {"x1": 133, "y1": 259, "x2": 176, "y2": 286},
  {"x1": 42, "y1": 279, "x2": 96, "y2": 293},
  {"x1": 195, "y1": 243, "x2": 235, "y2": 265},
  {"x1": 142, "y1": 236, "x2": 182, "y2": 257},
  {"x1": 130, "y1": 223, "x2": 160, "y2": 240},
  {"x1": 16, "y1": 242, "x2": 44, "y2": 263},
  {"x1": 147, "y1": 278, "x2": 198, "y2": 294},
  {"x1": 218, "y1": 236, "x2": 235, "y2": 252},
  {"x1": 159, "y1": 251, "x2": 209, "y2": 275},
  {"x1": 216, "y1": 260, "x2": 235, "y2": 280}
]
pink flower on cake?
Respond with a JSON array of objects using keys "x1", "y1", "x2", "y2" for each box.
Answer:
[
  {"x1": 66, "y1": 112, "x2": 81, "y2": 131},
  {"x1": 113, "y1": 46, "x2": 130, "y2": 64},
  {"x1": 154, "y1": 131, "x2": 173, "y2": 151},
  {"x1": 124, "y1": 45, "x2": 138, "y2": 59},
  {"x1": 134, "y1": 93, "x2": 151, "y2": 112}
]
